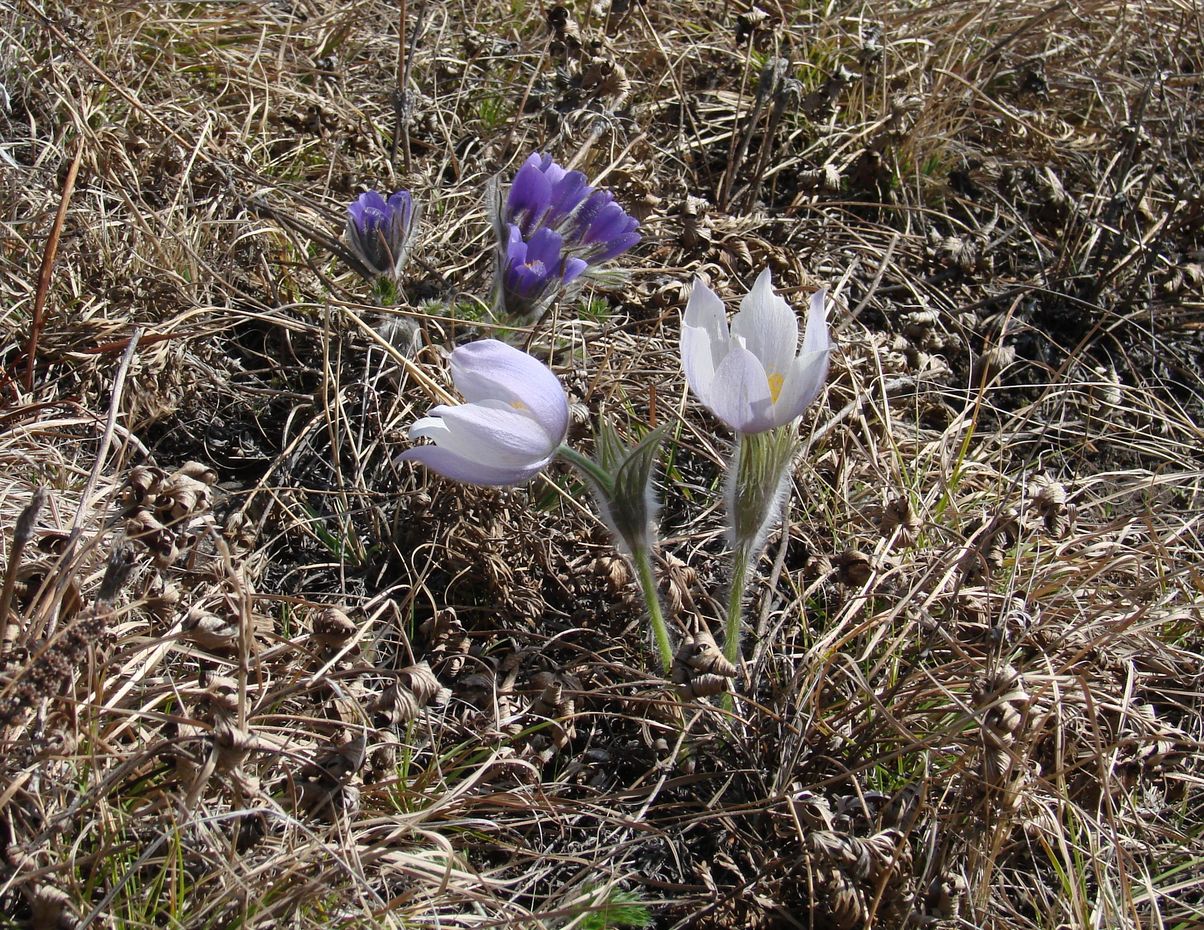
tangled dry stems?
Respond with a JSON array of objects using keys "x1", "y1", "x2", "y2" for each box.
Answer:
[{"x1": 1, "y1": 0, "x2": 1202, "y2": 927}]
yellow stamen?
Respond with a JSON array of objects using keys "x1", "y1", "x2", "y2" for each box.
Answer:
[
  {"x1": 767, "y1": 372, "x2": 784, "y2": 403},
  {"x1": 510, "y1": 400, "x2": 528, "y2": 411}
]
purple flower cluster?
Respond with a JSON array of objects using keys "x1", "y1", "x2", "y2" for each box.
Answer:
[
  {"x1": 345, "y1": 189, "x2": 418, "y2": 281},
  {"x1": 496, "y1": 153, "x2": 641, "y2": 318}
]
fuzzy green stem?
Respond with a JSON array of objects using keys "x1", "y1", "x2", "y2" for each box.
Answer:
[
  {"x1": 633, "y1": 544, "x2": 674, "y2": 675},
  {"x1": 556, "y1": 445, "x2": 673, "y2": 675},
  {"x1": 725, "y1": 544, "x2": 752, "y2": 669}
]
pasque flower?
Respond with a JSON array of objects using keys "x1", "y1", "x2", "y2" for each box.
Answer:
[
  {"x1": 345, "y1": 189, "x2": 418, "y2": 280},
  {"x1": 680, "y1": 268, "x2": 833, "y2": 682},
  {"x1": 507, "y1": 153, "x2": 592, "y2": 235},
  {"x1": 399, "y1": 340, "x2": 569, "y2": 486},
  {"x1": 681, "y1": 269, "x2": 830, "y2": 434},
  {"x1": 491, "y1": 153, "x2": 641, "y2": 318},
  {"x1": 499, "y1": 224, "x2": 588, "y2": 319}
]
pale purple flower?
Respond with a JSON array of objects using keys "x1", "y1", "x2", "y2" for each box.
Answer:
[
  {"x1": 345, "y1": 189, "x2": 418, "y2": 280},
  {"x1": 399, "y1": 339, "x2": 569, "y2": 486},
  {"x1": 681, "y1": 269, "x2": 831, "y2": 434}
]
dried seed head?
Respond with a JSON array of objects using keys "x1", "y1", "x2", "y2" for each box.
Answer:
[
  {"x1": 834, "y1": 548, "x2": 874, "y2": 586},
  {"x1": 121, "y1": 466, "x2": 164, "y2": 509},
  {"x1": 183, "y1": 608, "x2": 238, "y2": 651},
  {"x1": 675, "y1": 673, "x2": 731, "y2": 700},
  {"x1": 312, "y1": 605, "x2": 357, "y2": 643},
  {"x1": 661, "y1": 552, "x2": 696, "y2": 617},
  {"x1": 974, "y1": 663, "x2": 1030, "y2": 783},
  {"x1": 592, "y1": 555, "x2": 632, "y2": 596},
  {"x1": 26, "y1": 881, "x2": 76, "y2": 930},
  {"x1": 175, "y1": 461, "x2": 218, "y2": 485},
  {"x1": 156, "y1": 474, "x2": 211, "y2": 522},
  {"x1": 975, "y1": 344, "x2": 1017, "y2": 382},
  {"x1": 878, "y1": 496, "x2": 920, "y2": 548},
  {"x1": 1030, "y1": 474, "x2": 1074, "y2": 537},
  {"x1": 420, "y1": 609, "x2": 470, "y2": 677},
  {"x1": 146, "y1": 581, "x2": 181, "y2": 625},
  {"x1": 672, "y1": 623, "x2": 736, "y2": 679},
  {"x1": 397, "y1": 661, "x2": 442, "y2": 706}
]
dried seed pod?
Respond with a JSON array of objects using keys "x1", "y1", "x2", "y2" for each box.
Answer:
[
  {"x1": 813, "y1": 863, "x2": 868, "y2": 930},
  {"x1": 974, "y1": 344, "x2": 1017, "y2": 383},
  {"x1": 312, "y1": 605, "x2": 357, "y2": 646},
  {"x1": 182, "y1": 607, "x2": 238, "y2": 652},
  {"x1": 974, "y1": 663, "x2": 1029, "y2": 784},
  {"x1": 303, "y1": 732, "x2": 367, "y2": 783},
  {"x1": 789, "y1": 789, "x2": 835, "y2": 830},
  {"x1": 25, "y1": 881, "x2": 76, "y2": 930},
  {"x1": 799, "y1": 163, "x2": 842, "y2": 192},
  {"x1": 526, "y1": 671, "x2": 575, "y2": 759},
  {"x1": 397, "y1": 661, "x2": 442, "y2": 706},
  {"x1": 145, "y1": 581, "x2": 181, "y2": 626},
  {"x1": 672, "y1": 620, "x2": 736, "y2": 699},
  {"x1": 878, "y1": 496, "x2": 920, "y2": 548},
  {"x1": 374, "y1": 662, "x2": 443, "y2": 725},
  {"x1": 199, "y1": 675, "x2": 240, "y2": 716},
  {"x1": 1030, "y1": 474, "x2": 1073, "y2": 537},
  {"x1": 591, "y1": 555, "x2": 632, "y2": 596},
  {"x1": 809, "y1": 828, "x2": 909, "y2": 883},
  {"x1": 900, "y1": 307, "x2": 940, "y2": 339},
  {"x1": 672, "y1": 623, "x2": 736, "y2": 681},
  {"x1": 924, "y1": 871, "x2": 968, "y2": 922},
  {"x1": 420, "y1": 609, "x2": 470, "y2": 678},
  {"x1": 175, "y1": 461, "x2": 218, "y2": 485},
  {"x1": 126, "y1": 508, "x2": 168, "y2": 540},
  {"x1": 679, "y1": 194, "x2": 713, "y2": 249},
  {"x1": 156, "y1": 474, "x2": 211, "y2": 522},
  {"x1": 661, "y1": 552, "x2": 696, "y2": 617},
  {"x1": 121, "y1": 465, "x2": 164, "y2": 509},
  {"x1": 834, "y1": 548, "x2": 873, "y2": 586},
  {"x1": 675, "y1": 673, "x2": 731, "y2": 699}
]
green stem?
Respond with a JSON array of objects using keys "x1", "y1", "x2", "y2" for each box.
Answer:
[
  {"x1": 556, "y1": 444, "x2": 673, "y2": 675},
  {"x1": 725, "y1": 544, "x2": 751, "y2": 671},
  {"x1": 633, "y1": 545, "x2": 674, "y2": 675}
]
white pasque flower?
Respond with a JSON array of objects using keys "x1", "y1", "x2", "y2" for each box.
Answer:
[
  {"x1": 400, "y1": 339, "x2": 568, "y2": 486},
  {"x1": 680, "y1": 268, "x2": 831, "y2": 434}
]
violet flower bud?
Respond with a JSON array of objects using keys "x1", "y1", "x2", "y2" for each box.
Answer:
[
  {"x1": 399, "y1": 340, "x2": 569, "y2": 487},
  {"x1": 506, "y1": 153, "x2": 593, "y2": 234},
  {"x1": 345, "y1": 189, "x2": 419, "y2": 281},
  {"x1": 498, "y1": 224, "x2": 588, "y2": 319}
]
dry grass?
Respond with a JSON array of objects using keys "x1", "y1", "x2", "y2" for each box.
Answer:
[{"x1": 2, "y1": 0, "x2": 1202, "y2": 927}]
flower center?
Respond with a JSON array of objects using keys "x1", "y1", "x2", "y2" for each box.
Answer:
[
  {"x1": 767, "y1": 371, "x2": 784, "y2": 404},
  {"x1": 510, "y1": 400, "x2": 528, "y2": 411}
]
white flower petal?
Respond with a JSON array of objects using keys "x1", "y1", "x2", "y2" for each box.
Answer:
[
  {"x1": 802, "y1": 289, "x2": 830, "y2": 356},
  {"x1": 448, "y1": 339, "x2": 569, "y2": 444},
  {"x1": 681, "y1": 277, "x2": 730, "y2": 398},
  {"x1": 731, "y1": 268, "x2": 798, "y2": 381},
  {"x1": 773, "y1": 349, "x2": 830, "y2": 424},
  {"x1": 398, "y1": 445, "x2": 546, "y2": 486},
  {"x1": 704, "y1": 344, "x2": 776, "y2": 434},
  {"x1": 409, "y1": 400, "x2": 554, "y2": 468}
]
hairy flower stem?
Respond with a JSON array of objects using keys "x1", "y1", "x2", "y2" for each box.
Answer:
[
  {"x1": 724, "y1": 544, "x2": 752, "y2": 669},
  {"x1": 633, "y1": 544, "x2": 674, "y2": 675},
  {"x1": 721, "y1": 427, "x2": 798, "y2": 708},
  {"x1": 557, "y1": 444, "x2": 673, "y2": 674}
]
